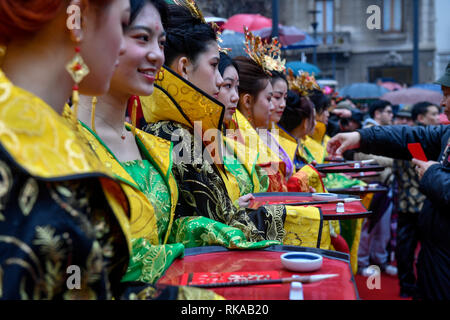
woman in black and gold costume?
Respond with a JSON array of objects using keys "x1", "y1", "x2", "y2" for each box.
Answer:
[
  {"x1": 141, "y1": 2, "x2": 329, "y2": 250},
  {"x1": 141, "y1": 2, "x2": 287, "y2": 243},
  {"x1": 0, "y1": 0, "x2": 217, "y2": 300}
]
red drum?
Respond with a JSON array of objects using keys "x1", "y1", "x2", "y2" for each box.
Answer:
[
  {"x1": 157, "y1": 246, "x2": 359, "y2": 300},
  {"x1": 248, "y1": 192, "x2": 371, "y2": 220},
  {"x1": 315, "y1": 163, "x2": 384, "y2": 174},
  {"x1": 327, "y1": 185, "x2": 388, "y2": 195}
]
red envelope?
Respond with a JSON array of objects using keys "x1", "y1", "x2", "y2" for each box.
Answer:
[{"x1": 408, "y1": 143, "x2": 428, "y2": 162}]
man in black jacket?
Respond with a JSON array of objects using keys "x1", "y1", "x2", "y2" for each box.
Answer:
[{"x1": 326, "y1": 62, "x2": 450, "y2": 300}]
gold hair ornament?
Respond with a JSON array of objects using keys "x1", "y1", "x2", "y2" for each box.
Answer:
[
  {"x1": 286, "y1": 68, "x2": 320, "y2": 97},
  {"x1": 173, "y1": 0, "x2": 220, "y2": 37},
  {"x1": 243, "y1": 26, "x2": 286, "y2": 76}
]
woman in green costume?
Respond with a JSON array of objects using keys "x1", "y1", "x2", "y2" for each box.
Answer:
[{"x1": 77, "y1": 0, "x2": 276, "y2": 285}]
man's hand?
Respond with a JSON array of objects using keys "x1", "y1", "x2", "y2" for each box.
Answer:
[
  {"x1": 411, "y1": 158, "x2": 439, "y2": 180},
  {"x1": 331, "y1": 108, "x2": 352, "y2": 118},
  {"x1": 327, "y1": 132, "x2": 362, "y2": 157},
  {"x1": 238, "y1": 193, "x2": 255, "y2": 208}
]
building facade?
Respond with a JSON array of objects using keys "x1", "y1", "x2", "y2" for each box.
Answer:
[
  {"x1": 434, "y1": 0, "x2": 450, "y2": 79},
  {"x1": 279, "y1": 0, "x2": 436, "y2": 87},
  {"x1": 197, "y1": 0, "x2": 441, "y2": 88}
]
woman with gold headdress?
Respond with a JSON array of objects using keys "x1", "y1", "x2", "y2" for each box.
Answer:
[
  {"x1": 231, "y1": 30, "x2": 316, "y2": 194},
  {"x1": 229, "y1": 31, "x2": 289, "y2": 193},
  {"x1": 0, "y1": 0, "x2": 202, "y2": 300},
  {"x1": 75, "y1": 0, "x2": 275, "y2": 287},
  {"x1": 139, "y1": 1, "x2": 287, "y2": 243}
]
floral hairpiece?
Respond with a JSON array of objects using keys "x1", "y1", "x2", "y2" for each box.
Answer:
[
  {"x1": 173, "y1": 0, "x2": 220, "y2": 35},
  {"x1": 287, "y1": 68, "x2": 320, "y2": 96},
  {"x1": 218, "y1": 40, "x2": 232, "y2": 54},
  {"x1": 243, "y1": 26, "x2": 286, "y2": 76}
]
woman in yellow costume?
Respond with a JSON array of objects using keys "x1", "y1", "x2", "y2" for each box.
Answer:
[
  {"x1": 267, "y1": 70, "x2": 296, "y2": 180},
  {"x1": 76, "y1": 0, "x2": 275, "y2": 286},
  {"x1": 231, "y1": 33, "x2": 290, "y2": 193},
  {"x1": 213, "y1": 31, "x2": 330, "y2": 249},
  {"x1": 0, "y1": 0, "x2": 209, "y2": 300},
  {"x1": 231, "y1": 31, "x2": 318, "y2": 194}
]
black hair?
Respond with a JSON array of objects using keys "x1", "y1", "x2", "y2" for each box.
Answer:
[
  {"x1": 233, "y1": 56, "x2": 270, "y2": 100},
  {"x1": 279, "y1": 90, "x2": 314, "y2": 132},
  {"x1": 368, "y1": 99, "x2": 391, "y2": 119},
  {"x1": 129, "y1": 0, "x2": 168, "y2": 28},
  {"x1": 309, "y1": 89, "x2": 330, "y2": 115},
  {"x1": 163, "y1": 4, "x2": 217, "y2": 66},
  {"x1": 270, "y1": 70, "x2": 288, "y2": 88},
  {"x1": 219, "y1": 51, "x2": 239, "y2": 76},
  {"x1": 411, "y1": 101, "x2": 439, "y2": 122}
]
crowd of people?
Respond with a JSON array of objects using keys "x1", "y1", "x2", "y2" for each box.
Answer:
[{"x1": 0, "y1": 0, "x2": 448, "y2": 301}]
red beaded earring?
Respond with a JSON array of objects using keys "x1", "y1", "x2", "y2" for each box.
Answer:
[{"x1": 66, "y1": 46, "x2": 89, "y2": 126}]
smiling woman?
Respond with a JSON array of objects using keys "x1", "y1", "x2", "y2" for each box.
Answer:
[{"x1": 74, "y1": 0, "x2": 277, "y2": 292}]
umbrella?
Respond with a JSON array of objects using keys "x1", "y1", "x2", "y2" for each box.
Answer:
[
  {"x1": 281, "y1": 33, "x2": 320, "y2": 50},
  {"x1": 411, "y1": 83, "x2": 443, "y2": 93},
  {"x1": 379, "y1": 81, "x2": 403, "y2": 91},
  {"x1": 381, "y1": 88, "x2": 443, "y2": 105},
  {"x1": 253, "y1": 25, "x2": 306, "y2": 46},
  {"x1": 219, "y1": 31, "x2": 316, "y2": 59},
  {"x1": 222, "y1": 14, "x2": 272, "y2": 32},
  {"x1": 338, "y1": 83, "x2": 389, "y2": 99},
  {"x1": 205, "y1": 16, "x2": 227, "y2": 32},
  {"x1": 218, "y1": 31, "x2": 247, "y2": 58},
  {"x1": 285, "y1": 61, "x2": 321, "y2": 76}
]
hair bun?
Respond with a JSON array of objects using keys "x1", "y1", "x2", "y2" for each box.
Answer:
[{"x1": 0, "y1": 0, "x2": 63, "y2": 43}]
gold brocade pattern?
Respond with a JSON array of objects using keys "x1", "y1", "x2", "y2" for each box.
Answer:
[
  {"x1": 0, "y1": 70, "x2": 132, "y2": 257},
  {"x1": 234, "y1": 111, "x2": 284, "y2": 165},
  {"x1": 298, "y1": 165, "x2": 326, "y2": 193},
  {"x1": 130, "y1": 126, "x2": 179, "y2": 244},
  {"x1": 141, "y1": 66, "x2": 224, "y2": 135},
  {"x1": 283, "y1": 205, "x2": 329, "y2": 249},
  {"x1": 223, "y1": 136, "x2": 263, "y2": 195},
  {"x1": 122, "y1": 160, "x2": 171, "y2": 242},
  {"x1": 309, "y1": 121, "x2": 327, "y2": 147},
  {"x1": 142, "y1": 67, "x2": 286, "y2": 243},
  {"x1": 275, "y1": 124, "x2": 298, "y2": 163},
  {"x1": 0, "y1": 176, "x2": 129, "y2": 300},
  {"x1": 233, "y1": 111, "x2": 288, "y2": 192},
  {"x1": 177, "y1": 286, "x2": 225, "y2": 300},
  {"x1": 0, "y1": 70, "x2": 111, "y2": 179},
  {"x1": 303, "y1": 135, "x2": 326, "y2": 164},
  {"x1": 0, "y1": 159, "x2": 13, "y2": 222}
]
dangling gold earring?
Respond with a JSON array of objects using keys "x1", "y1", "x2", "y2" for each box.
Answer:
[
  {"x1": 66, "y1": 46, "x2": 90, "y2": 126},
  {"x1": 0, "y1": 45, "x2": 6, "y2": 66},
  {"x1": 91, "y1": 96, "x2": 97, "y2": 133},
  {"x1": 128, "y1": 95, "x2": 139, "y2": 137}
]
